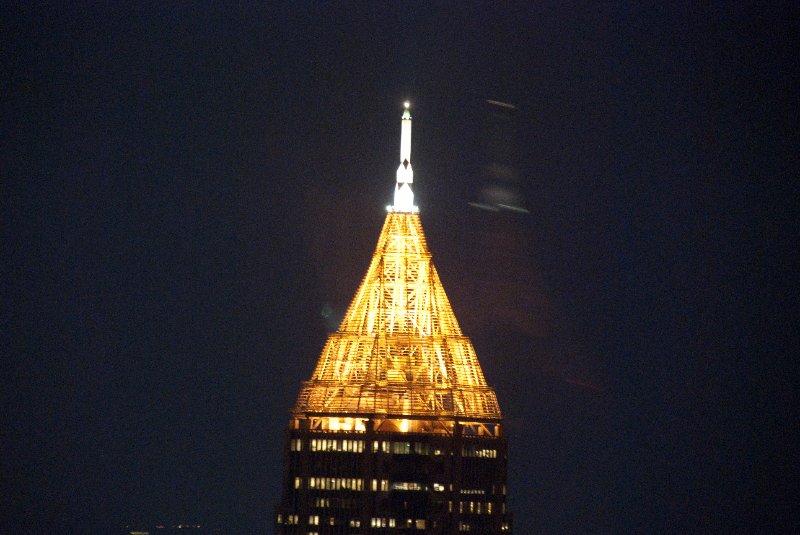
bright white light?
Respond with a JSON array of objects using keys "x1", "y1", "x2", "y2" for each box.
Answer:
[
  {"x1": 393, "y1": 182, "x2": 415, "y2": 212},
  {"x1": 403, "y1": 101, "x2": 410, "y2": 109}
]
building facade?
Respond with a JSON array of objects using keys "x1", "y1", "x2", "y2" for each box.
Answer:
[{"x1": 275, "y1": 105, "x2": 511, "y2": 534}]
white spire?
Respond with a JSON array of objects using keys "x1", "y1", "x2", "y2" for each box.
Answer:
[{"x1": 391, "y1": 101, "x2": 418, "y2": 213}]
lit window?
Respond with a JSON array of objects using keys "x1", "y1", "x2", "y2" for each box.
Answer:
[
  {"x1": 277, "y1": 514, "x2": 282, "y2": 524},
  {"x1": 294, "y1": 477, "x2": 302, "y2": 489},
  {"x1": 391, "y1": 481, "x2": 423, "y2": 491},
  {"x1": 373, "y1": 478, "x2": 390, "y2": 492},
  {"x1": 461, "y1": 445, "x2": 497, "y2": 458},
  {"x1": 415, "y1": 519, "x2": 426, "y2": 529},
  {"x1": 388, "y1": 518, "x2": 396, "y2": 527},
  {"x1": 308, "y1": 477, "x2": 364, "y2": 491},
  {"x1": 391, "y1": 441, "x2": 412, "y2": 454},
  {"x1": 339, "y1": 439, "x2": 364, "y2": 452},
  {"x1": 487, "y1": 502, "x2": 493, "y2": 514},
  {"x1": 309, "y1": 515, "x2": 319, "y2": 525},
  {"x1": 349, "y1": 519, "x2": 361, "y2": 528}
]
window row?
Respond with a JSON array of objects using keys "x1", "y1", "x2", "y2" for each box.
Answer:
[
  {"x1": 311, "y1": 438, "x2": 365, "y2": 452},
  {"x1": 308, "y1": 477, "x2": 364, "y2": 491},
  {"x1": 372, "y1": 518, "x2": 426, "y2": 530},
  {"x1": 292, "y1": 438, "x2": 500, "y2": 458},
  {"x1": 448, "y1": 501, "x2": 498, "y2": 515},
  {"x1": 461, "y1": 445, "x2": 498, "y2": 458},
  {"x1": 313, "y1": 497, "x2": 358, "y2": 509},
  {"x1": 291, "y1": 438, "x2": 366, "y2": 452},
  {"x1": 372, "y1": 440, "x2": 444, "y2": 455},
  {"x1": 277, "y1": 514, "x2": 425, "y2": 530},
  {"x1": 296, "y1": 477, "x2": 497, "y2": 496}
]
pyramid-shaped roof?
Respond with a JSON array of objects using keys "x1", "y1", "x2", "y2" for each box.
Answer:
[{"x1": 293, "y1": 211, "x2": 502, "y2": 421}]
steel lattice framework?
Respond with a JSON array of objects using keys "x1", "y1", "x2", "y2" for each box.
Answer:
[{"x1": 293, "y1": 211, "x2": 502, "y2": 420}]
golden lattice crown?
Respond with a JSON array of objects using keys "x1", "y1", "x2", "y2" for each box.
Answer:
[{"x1": 293, "y1": 211, "x2": 501, "y2": 421}]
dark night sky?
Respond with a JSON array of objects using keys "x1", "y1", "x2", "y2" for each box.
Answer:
[{"x1": 3, "y1": 3, "x2": 797, "y2": 534}]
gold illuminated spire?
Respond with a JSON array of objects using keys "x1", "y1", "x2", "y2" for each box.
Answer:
[{"x1": 292, "y1": 105, "x2": 501, "y2": 422}]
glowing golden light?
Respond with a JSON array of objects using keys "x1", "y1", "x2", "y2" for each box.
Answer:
[{"x1": 293, "y1": 212, "x2": 502, "y2": 421}]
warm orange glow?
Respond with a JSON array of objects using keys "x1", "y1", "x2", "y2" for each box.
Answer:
[{"x1": 293, "y1": 212, "x2": 502, "y2": 421}]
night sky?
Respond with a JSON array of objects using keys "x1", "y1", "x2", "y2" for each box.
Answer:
[{"x1": 3, "y1": 3, "x2": 797, "y2": 534}]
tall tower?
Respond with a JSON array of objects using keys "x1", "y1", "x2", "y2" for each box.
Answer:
[{"x1": 275, "y1": 104, "x2": 512, "y2": 534}]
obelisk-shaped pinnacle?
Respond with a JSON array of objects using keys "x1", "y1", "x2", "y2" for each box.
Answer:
[{"x1": 391, "y1": 101, "x2": 417, "y2": 213}]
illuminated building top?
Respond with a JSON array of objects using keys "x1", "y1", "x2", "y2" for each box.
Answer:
[{"x1": 292, "y1": 104, "x2": 501, "y2": 422}]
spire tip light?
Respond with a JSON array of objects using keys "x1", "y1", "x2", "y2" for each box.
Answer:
[{"x1": 392, "y1": 102, "x2": 417, "y2": 212}]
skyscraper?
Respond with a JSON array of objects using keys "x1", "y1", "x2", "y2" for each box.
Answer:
[{"x1": 275, "y1": 104, "x2": 511, "y2": 534}]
